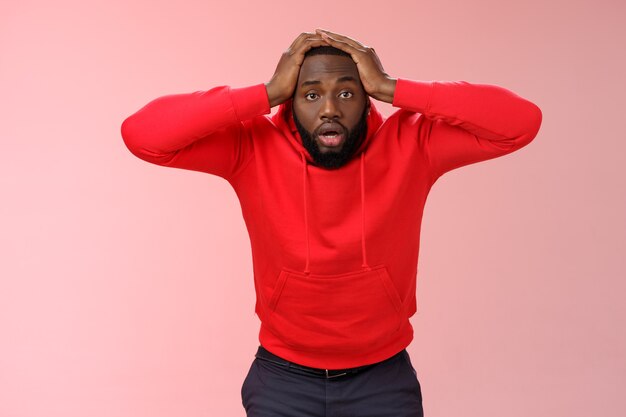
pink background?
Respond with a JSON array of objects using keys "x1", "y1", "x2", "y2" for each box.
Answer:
[{"x1": 1, "y1": 0, "x2": 624, "y2": 416}]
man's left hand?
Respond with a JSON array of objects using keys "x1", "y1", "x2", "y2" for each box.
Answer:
[{"x1": 315, "y1": 28, "x2": 397, "y2": 103}]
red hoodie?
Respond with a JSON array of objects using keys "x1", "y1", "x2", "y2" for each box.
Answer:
[{"x1": 121, "y1": 78, "x2": 542, "y2": 369}]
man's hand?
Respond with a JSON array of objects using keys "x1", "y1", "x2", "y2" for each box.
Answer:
[
  {"x1": 265, "y1": 33, "x2": 329, "y2": 108},
  {"x1": 314, "y1": 29, "x2": 397, "y2": 104}
]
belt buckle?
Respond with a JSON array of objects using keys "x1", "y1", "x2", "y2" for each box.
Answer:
[{"x1": 325, "y1": 369, "x2": 347, "y2": 379}]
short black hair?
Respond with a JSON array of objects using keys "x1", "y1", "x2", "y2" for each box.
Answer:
[{"x1": 304, "y1": 45, "x2": 351, "y2": 60}]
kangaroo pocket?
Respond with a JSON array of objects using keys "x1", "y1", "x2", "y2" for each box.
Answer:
[{"x1": 263, "y1": 265, "x2": 405, "y2": 353}]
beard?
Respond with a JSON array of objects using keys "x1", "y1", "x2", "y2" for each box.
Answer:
[{"x1": 292, "y1": 106, "x2": 368, "y2": 170}]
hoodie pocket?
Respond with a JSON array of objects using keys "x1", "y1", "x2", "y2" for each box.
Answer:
[{"x1": 264, "y1": 265, "x2": 405, "y2": 352}]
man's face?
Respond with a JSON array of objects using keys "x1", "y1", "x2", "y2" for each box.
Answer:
[{"x1": 292, "y1": 54, "x2": 369, "y2": 170}]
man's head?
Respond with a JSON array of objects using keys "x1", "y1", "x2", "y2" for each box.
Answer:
[{"x1": 292, "y1": 46, "x2": 370, "y2": 170}]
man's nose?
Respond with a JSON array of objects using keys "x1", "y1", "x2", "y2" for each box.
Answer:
[{"x1": 319, "y1": 97, "x2": 342, "y2": 120}]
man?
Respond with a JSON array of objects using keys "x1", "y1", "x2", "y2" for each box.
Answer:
[{"x1": 121, "y1": 29, "x2": 542, "y2": 416}]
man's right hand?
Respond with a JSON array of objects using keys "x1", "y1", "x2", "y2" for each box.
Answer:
[{"x1": 265, "y1": 33, "x2": 328, "y2": 108}]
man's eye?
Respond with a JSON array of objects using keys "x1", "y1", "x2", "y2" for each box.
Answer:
[
  {"x1": 339, "y1": 91, "x2": 353, "y2": 98},
  {"x1": 305, "y1": 93, "x2": 319, "y2": 100}
]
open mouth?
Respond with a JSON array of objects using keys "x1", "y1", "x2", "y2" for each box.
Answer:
[
  {"x1": 317, "y1": 131, "x2": 345, "y2": 147},
  {"x1": 316, "y1": 123, "x2": 346, "y2": 148}
]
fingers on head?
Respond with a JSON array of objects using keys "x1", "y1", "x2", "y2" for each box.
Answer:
[
  {"x1": 289, "y1": 34, "x2": 325, "y2": 54},
  {"x1": 298, "y1": 42, "x2": 321, "y2": 56},
  {"x1": 299, "y1": 32, "x2": 320, "y2": 42},
  {"x1": 290, "y1": 32, "x2": 315, "y2": 48},
  {"x1": 320, "y1": 31, "x2": 363, "y2": 48},
  {"x1": 300, "y1": 35, "x2": 329, "y2": 53}
]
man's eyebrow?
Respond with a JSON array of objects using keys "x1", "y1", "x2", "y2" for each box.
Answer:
[{"x1": 299, "y1": 75, "x2": 359, "y2": 88}]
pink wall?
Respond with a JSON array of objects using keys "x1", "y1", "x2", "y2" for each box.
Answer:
[{"x1": 1, "y1": 0, "x2": 624, "y2": 416}]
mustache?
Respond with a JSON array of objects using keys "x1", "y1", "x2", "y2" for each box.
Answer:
[{"x1": 315, "y1": 122, "x2": 347, "y2": 136}]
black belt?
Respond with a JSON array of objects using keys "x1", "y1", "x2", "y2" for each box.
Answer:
[{"x1": 254, "y1": 345, "x2": 404, "y2": 379}]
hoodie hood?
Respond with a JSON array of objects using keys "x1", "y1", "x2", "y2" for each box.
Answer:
[
  {"x1": 270, "y1": 97, "x2": 384, "y2": 275},
  {"x1": 272, "y1": 96, "x2": 384, "y2": 164}
]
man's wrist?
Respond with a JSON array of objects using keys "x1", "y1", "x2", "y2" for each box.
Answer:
[
  {"x1": 265, "y1": 82, "x2": 286, "y2": 108},
  {"x1": 374, "y1": 77, "x2": 397, "y2": 103}
]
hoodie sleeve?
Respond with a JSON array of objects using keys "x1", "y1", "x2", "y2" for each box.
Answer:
[
  {"x1": 392, "y1": 78, "x2": 542, "y2": 180},
  {"x1": 121, "y1": 83, "x2": 270, "y2": 180}
]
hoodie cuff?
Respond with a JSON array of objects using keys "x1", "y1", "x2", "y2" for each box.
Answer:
[
  {"x1": 230, "y1": 83, "x2": 271, "y2": 121},
  {"x1": 392, "y1": 78, "x2": 434, "y2": 114}
]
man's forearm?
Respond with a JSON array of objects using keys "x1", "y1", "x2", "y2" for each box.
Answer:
[
  {"x1": 392, "y1": 78, "x2": 542, "y2": 143},
  {"x1": 121, "y1": 84, "x2": 270, "y2": 157}
]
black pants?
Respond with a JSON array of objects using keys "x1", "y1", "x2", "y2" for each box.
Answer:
[{"x1": 241, "y1": 346, "x2": 424, "y2": 417}]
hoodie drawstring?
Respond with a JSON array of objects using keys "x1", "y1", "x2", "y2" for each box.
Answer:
[
  {"x1": 299, "y1": 151, "x2": 371, "y2": 275},
  {"x1": 300, "y1": 151, "x2": 312, "y2": 274},
  {"x1": 360, "y1": 152, "x2": 371, "y2": 271}
]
